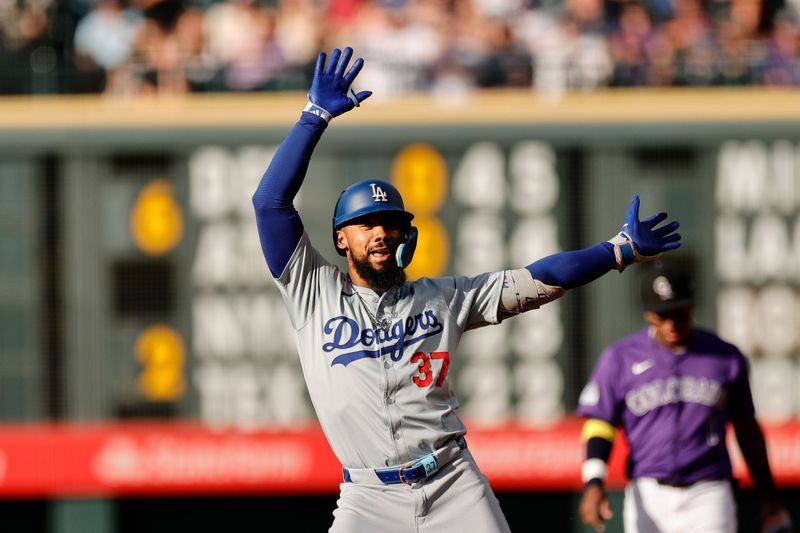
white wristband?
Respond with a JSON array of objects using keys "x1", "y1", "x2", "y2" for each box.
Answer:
[
  {"x1": 581, "y1": 458, "x2": 608, "y2": 484},
  {"x1": 303, "y1": 101, "x2": 333, "y2": 123}
]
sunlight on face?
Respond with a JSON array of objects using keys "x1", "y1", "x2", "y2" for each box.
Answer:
[
  {"x1": 337, "y1": 213, "x2": 408, "y2": 267},
  {"x1": 336, "y1": 212, "x2": 410, "y2": 292}
]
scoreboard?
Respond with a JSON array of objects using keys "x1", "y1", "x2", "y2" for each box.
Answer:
[
  {"x1": 185, "y1": 138, "x2": 578, "y2": 430},
  {"x1": 1, "y1": 89, "x2": 800, "y2": 443}
]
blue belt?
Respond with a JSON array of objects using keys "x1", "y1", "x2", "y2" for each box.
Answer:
[{"x1": 343, "y1": 437, "x2": 467, "y2": 485}]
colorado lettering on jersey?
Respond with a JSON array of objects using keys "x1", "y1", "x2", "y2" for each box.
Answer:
[
  {"x1": 625, "y1": 376, "x2": 722, "y2": 416},
  {"x1": 323, "y1": 310, "x2": 444, "y2": 367}
]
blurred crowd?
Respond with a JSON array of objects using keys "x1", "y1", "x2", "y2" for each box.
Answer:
[{"x1": 0, "y1": 0, "x2": 798, "y2": 96}]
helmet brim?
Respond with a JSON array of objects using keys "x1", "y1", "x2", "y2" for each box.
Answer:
[{"x1": 333, "y1": 207, "x2": 414, "y2": 230}]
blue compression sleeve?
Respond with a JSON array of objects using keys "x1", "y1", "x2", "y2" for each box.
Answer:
[
  {"x1": 252, "y1": 113, "x2": 328, "y2": 277},
  {"x1": 526, "y1": 242, "x2": 617, "y2": 290}
]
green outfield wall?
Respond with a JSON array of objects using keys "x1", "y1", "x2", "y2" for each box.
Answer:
[{"x1": 1, "y1": 89, "x2": 799, "y2": 533}]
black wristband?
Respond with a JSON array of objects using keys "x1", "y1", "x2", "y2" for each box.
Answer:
[{"x1": 587, "y1": 437, "x2": 613, "y2": 462}]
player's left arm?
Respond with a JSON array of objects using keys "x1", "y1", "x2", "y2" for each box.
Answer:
[
  {"x1": 730, "y1": 357, "x2": 793, "y2": 533},
  {"x1": 732, "y1": 415, "x2": 793, "y2": 532},
  {"x1": 499, "y1": 195, "x2": 681, "y2": 316}
]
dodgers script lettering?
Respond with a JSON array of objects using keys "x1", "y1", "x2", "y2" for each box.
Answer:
[{"x1": 323, "y1": 311, "x2": 444, "y2": 367}]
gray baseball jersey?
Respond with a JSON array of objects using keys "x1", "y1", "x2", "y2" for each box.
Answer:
[{"x1": 274, "y1": 232, "x2": 505, "y2": 469}]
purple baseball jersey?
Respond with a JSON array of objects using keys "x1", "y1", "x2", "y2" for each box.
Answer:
[{"x1": 577, "y1": 327, "x2": 755, "y2": 485}]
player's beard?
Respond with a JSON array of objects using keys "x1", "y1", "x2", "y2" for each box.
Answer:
[{"x1": 352, "y1": 254, "x2": 406, "y2": 293}]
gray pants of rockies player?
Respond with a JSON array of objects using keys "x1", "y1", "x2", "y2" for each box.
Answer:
[
  {"x1": 329, "y1": 449, "x2": 511, "y2": 533},
  {"x1": 624, "y1": 477, "x2": 737, "y2": 533}
]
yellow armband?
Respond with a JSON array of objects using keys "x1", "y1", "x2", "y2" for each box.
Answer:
[
  {"x1": 581, "y1": 418, "x2": 616, "y2": 443},
  {"x1": 581, "y1": 418, "x2": 616, "y2": 485}
]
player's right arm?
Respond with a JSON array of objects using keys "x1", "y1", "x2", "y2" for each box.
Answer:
[
  {"x1": 579, "y1": 418, "x2": 615, "y2": 532},
  {"x1": 252, "y1": 47, "x2": 372, "y2": 277},
  {"x1": 576, "y1": 348, "x2": 623, "y2": 532}
]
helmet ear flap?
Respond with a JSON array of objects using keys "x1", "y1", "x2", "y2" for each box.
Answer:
[{"x1": 396, "y1": 226, "x2": 418, "y2": 269}]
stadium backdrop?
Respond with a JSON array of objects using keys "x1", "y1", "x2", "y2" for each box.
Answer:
[{"x1": 0, "y1": 89, "x2": 799, "y2": 530}]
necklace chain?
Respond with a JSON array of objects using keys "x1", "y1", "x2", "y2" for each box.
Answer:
[{"x1": 355, "y1": 288, "x2": 398, "y2": 331}]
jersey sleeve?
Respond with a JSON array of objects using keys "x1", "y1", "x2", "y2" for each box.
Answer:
[
  {"x1": 728, "y1": 351, "x2": 757, "y2": 419},
  {"x1": 273, "y1": 232, "x2": 340, "y2": 330},
  {"x1": 577, "y1": 347, "x2": 623, "y2": 425},
  {"x1": 441, "y1": 271, "x2": 505, "y2": 331}
]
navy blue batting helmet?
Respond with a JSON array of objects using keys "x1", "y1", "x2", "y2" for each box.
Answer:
[{"x1": 332, "y1": 179, "x2": 414, "y2": 256}]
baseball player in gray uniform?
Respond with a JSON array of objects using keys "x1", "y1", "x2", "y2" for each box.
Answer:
[
  {"x1": 252, "y1": 46, "x2": 682, "y2": 532},
  {"x1": 577, "y1": 262, "x2": 793, "y2": 533}
]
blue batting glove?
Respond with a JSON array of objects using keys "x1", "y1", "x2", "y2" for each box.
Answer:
[
  {"x1": 305, "y1": 47, "x2": 373, "y2": 122},
  {"x1": 607, "y1": 195, "x2": 681, "y2": 272}
]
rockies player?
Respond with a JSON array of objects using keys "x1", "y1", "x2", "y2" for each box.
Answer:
[
  {"x1": 577, "y1": 262, "x2": 793, "y2": 533},
  {"x1": 252, "y1": 46, "x2": 682, "y2": 533}
]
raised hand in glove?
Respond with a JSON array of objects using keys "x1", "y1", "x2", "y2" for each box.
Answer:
[
  {"x1": 305, "y1": 47, "x2": 372, "y2": 122},
  {"x1": 608, "y1": 194, "x2": 681, "y2": 272}
]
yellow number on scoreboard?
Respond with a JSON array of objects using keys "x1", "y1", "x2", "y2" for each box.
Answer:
[{"x1": 134, "y1": 324, "x2": 186, "y2": 401}]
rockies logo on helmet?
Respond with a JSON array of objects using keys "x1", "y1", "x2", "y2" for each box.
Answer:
[{"x1": 653, "y1": 276, "x2": 674, "y2": 301}]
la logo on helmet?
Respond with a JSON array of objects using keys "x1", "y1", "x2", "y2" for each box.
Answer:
[{"x1": 370, "y1": 183, "x2": 388, "y2": 202}]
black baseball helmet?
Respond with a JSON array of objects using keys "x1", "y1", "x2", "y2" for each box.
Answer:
[{"x1": 640, "y1": 262, "x2": 696, "y2": 313}]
